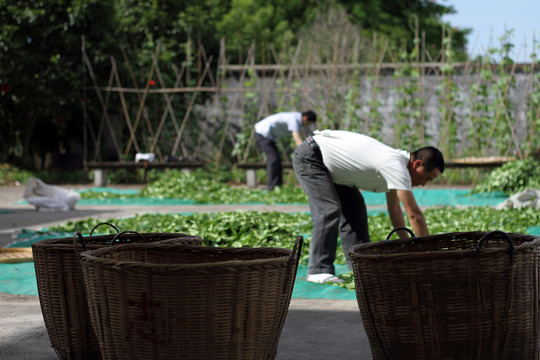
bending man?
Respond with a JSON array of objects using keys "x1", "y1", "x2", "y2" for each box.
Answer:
[
  {"x1": 255, "y1": 110, "x2": 317, "y2": 190},
  {"x1": 292, "y1": 129, "x2": 445, "y2": 283}
]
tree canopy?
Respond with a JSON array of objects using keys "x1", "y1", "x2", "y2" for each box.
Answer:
[{"x1": 0, "y1": 0, "x2": 470, "y2": 167}]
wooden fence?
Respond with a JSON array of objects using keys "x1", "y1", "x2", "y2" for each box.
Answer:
[{"x1": 82, "y1": 35, "x2": 540, "y2": 169}]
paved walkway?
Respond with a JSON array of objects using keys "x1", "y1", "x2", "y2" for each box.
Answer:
[{"x1": 0, "y1": 184, "x2": 371, "y2": 359}]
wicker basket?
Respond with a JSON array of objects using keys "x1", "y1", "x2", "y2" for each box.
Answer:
[
  {"x1": 79, "y1": 236, "x2": 303, "y2": 360},
  {"x1": 32, "y1": 224, "x2": 202, "y2": 360},
  {"x1": 349, "y1": 229, "x2": 540, "y2": 360}
]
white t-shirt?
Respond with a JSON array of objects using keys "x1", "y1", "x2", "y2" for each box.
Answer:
[
  {"x1": 255, "y1": 112, "x2": 302, "y2": 140},
  {"x1": 312, "y1": 130, "x2": 412, "y2": 192}
]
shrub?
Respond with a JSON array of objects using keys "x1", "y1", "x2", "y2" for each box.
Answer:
[{"x1": 473, "y1": 158, "x2": 540, "y2": 194}]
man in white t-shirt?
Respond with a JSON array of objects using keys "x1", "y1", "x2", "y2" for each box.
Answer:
[
  {"x1": 255, "y1": 111, "x2": 317, "y2": 190},
  {"x1": 292, "y1": 129, "x2": 445, "y2": 283}
]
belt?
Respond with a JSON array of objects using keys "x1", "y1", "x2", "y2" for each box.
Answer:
[
  {"x1": 306, "y1": 136, "x2": 318, "y2": 149},
  {"x1": 305, "y1": 136, "x2": 322, "y2": 159}
]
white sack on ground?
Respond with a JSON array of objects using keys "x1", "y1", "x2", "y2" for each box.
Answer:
[
  {"x1": 495, "y1": 188, "x2": 540, "y2": 210},
  {"x1": 23, "y1": 178, "x2": 81, "y2": 212}
]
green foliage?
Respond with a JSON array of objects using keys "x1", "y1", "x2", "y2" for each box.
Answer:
[
  {"x1": 139, "y1": 169, "x2": 308, "y2": 204},
  {"x1": 216, "y1": 0, "x2": 321, "y2": 61},
  {"x1": 0, "y1": 163, "x2": 89, "y2": 185},
  {"x1": 0, "y1": 163, "x2": 34, "y2": 185},
  {"x1": 472, "y1": 159, "x2": 540, "y2": 195},
  {"x1": 337, "y1": 0, "x2": 469, "y2": 60},
  {"x1": 485, "y1": 30, "x2": 517, "y2": 156},
  {"x1": 466, "y1": 65, "x2": 492, "y2": 156},
  {"x1": 83, "y1": 169, "x2": 309, "y2": 204},
  {"x1": 525, "y1": 39, "x2": 540, "y2": 156},
  {"x1": 50, "y1": 206, "x2": 540, "y2": 291},
  {"x1": 424, "y1": 206, "x2": 540, "y2": 233},
  {"x1": 437, "y1": 35, "x2": 461, "y2": 158},
  {"x1": 0, "y1": 0, "x2": 121, "y2": 166},
  {"x1": 391, "y1": 52, "x2": 424, "y2": 150},
  {"x1": 52, "y1": 210, "x2": 312, "y2": 248},
  {"x1": 0, "y1": 0, "x2": 488, "y2": 169}
]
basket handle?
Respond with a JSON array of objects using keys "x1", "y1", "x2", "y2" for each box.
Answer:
[
  {"x1": 385, "y1": 227, "x2": 416, "y2": 241},
  {"x1": 73, "y1": 232, "x2": 87, "y2": 252},
  {"x1": 473, "y1": 230, "x2": 515, "y2": 255},
  {"x1": 282, "y1": 235, "x2": 303, "y2": 295},
  {"x1": 110, "y1": 230, "x2": 148, "y2": 245},
  {"x1": 90, "y1": 222, "x2": 119, "y2": 236},
  {"x1": 291, "y1": 235, "x2": 303, "y2": 262},
  {"x1": 72, "y1": 229, "x2": 147, "y2": 252},
  {"x1": 72, "y1": 223, "x2": 120, "y2": 252}
]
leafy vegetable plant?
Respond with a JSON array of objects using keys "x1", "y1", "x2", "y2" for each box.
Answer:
[
  {"x1": 472, "y1": 158, "x2": 540, "y2": 195},
  {"x1": 81, "y1": 169, "x2": 309, "y2": 204},
  {"x1": 51, "y1": 206, "x2": 540, "y2": 291}
]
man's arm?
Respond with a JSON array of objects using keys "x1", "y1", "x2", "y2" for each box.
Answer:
[
  {"x1": 292, "y1": 131, "x2": 303, "y2": 146},
  {"x1": 386, "y1": 189, "x2": 429, "y2": 238}
]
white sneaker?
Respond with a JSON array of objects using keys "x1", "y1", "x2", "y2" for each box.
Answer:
[{"x1": 307, "y1": 273, "x2": 344, "y2": 284}]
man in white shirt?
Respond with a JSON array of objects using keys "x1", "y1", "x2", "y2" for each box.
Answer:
[
  {"x1": 255, "y1": 110, "x2": 317, "y2": 190},
  {"x1": 292, "y1": 130, "x2": 445, "y2": 283}
]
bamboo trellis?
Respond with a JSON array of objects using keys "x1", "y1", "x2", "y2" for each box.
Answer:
[{"x1": 82, "y1": 34, "x2": 540, "y2": 169}]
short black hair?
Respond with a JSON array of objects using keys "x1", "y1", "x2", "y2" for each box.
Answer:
[
  {"x1": 411, "y1": 146, "x2": 445, "y2": 173},
  {"x1": 302, "y1": 110, "x2": 317, "y2": 122}
]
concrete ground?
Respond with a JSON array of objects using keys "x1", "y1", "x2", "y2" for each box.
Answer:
[{"x1": 0, "y1": 184, "x2": 372, "y2": 360}]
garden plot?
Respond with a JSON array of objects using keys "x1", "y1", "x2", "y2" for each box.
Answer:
[{"x1": 3, "y1": 165, "x2": 540, "y2": 298}]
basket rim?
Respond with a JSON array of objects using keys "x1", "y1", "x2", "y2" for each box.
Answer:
[
  {"x1": 349, "y1": 231, "x2": 540, "y2": 259},
  {"x1": 32, "y1": 232, "x2": 201, "y2": 248},
  {"x1": 79, "y1": 243, "x2": 292, "y2": 271}
]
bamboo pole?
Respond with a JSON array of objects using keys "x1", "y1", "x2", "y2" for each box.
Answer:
[
  {"x1": 81, "y1": 36, "x2": 88, "y2": 166},
  {"x1": 150, "y1": 61, "x2": 186, "y2": 154},
  {"x1": 82, "y1": 47, "x2": 121, "y2": 160},
  {"x1": 110, "y1": 56, "x2": 140, "y2": 154},
  {"x1": 92, "y1": 64, "x2": 115, "y2": 161},
  {"x1": 419, "y1": 30, "x2": 426, "y2": 145},
  {"x1": 121, "y1": 45, "x2": 163, "y2": 159},
  {"x1": 482, "y1": 56, "x2": 520, "y2": 156},
  {"x1": 171, "y1": 55, "x2": 214, "y2": 157},
  {"x1": 190, "y1": 44, "x2": 217, "y2": 160},
  {"x1": 215, "y1": 42, "x2": 256, "y2": 168},
  {"x1": 241, "y1": 51, "x2": 281, "y2": 163},
  {"x1": 124, "y1": 45, "x2": 160, "y2": 155},
  {"x1": 525, "y1": 33, "x2": 540, "y2": 157}
]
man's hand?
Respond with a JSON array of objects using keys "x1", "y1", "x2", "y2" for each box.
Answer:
[
  {"x1": 386, "y1": 189, "x2": 429, "y2": 238},
  {"x1": 396, "y1": 189, "x2": 429, "y2": 236}
]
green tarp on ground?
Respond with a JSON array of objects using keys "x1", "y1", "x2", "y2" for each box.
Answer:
[
  {"x1": 0, "y1": 261, "x2": 355, "y2": 299},
  {"x1": 0, "y1": 227, "x2": 352, "y2": 299},
  {"x1": 17, "y1": 187, "x2": 509, "y2": 207},
  {"x1": 529, "y1": 226, "x2": 540, "y2": 236},
  {"x1": 293, "y1": 264, "x2": 356, "y2": 300},
  {"x1": 0, "y1": 262, "x2": 38, "y2": 296},
  {"x1": 3, "y1": 226, "x2": 540, "y2": 299},
  {"x1": 1, "y1": 230, "x2": 354, "y2": 299},
  {"x1": 2, "y1": 188, "x2": 536, "y2": 299}
]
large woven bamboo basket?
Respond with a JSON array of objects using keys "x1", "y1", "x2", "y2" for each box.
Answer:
[
  {"x1": 79, "y1": 236, "x2": 303, "y2": 360},
  {"x1": 32, "y1": 225, "x2": 202, "y2": 360},
  {"x1": 349, "y1": 229, "x2": 540, "y2": 360}
]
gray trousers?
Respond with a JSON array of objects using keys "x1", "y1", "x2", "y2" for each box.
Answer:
[
  {"x1": 292, "y1": 140, "x2": 370, "y2": 275},
  {"x1": 255, "y1": 133, "x2": 282, "y2": 190}
]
